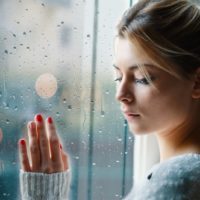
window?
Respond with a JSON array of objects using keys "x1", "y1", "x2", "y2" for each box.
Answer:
[{"x1": 0, "y1": 0, "x2": 134, "y2": 199}]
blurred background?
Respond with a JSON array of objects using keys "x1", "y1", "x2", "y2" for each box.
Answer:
[{"x1": 0, "y1": 0, "x2": 135, "y2": 199}]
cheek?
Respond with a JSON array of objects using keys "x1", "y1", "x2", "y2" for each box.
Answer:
[{"x1": 139, "y1": 88, "x2": 192, "y2": 128}]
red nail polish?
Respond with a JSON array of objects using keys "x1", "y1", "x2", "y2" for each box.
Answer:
[
  {"x1": 19, "y1": 139, "x2": 25, "y2": 145},
  {"x1": 48, "y1": 117, "x2": 53, "y2": 124},
  {"x1": 36, "y1": 114, "x2": 43, "y2": 122},
  {"x1": 60, "y1": 144, "x2": 62, "y2": 149}
]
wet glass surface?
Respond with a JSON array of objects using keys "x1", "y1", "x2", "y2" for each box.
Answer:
[{"x1": 0, "y1": 0, "x2": 134, "y2": 199}]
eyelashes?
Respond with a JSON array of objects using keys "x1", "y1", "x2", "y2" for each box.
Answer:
[{"x1": 114, "y1": 76, "x2": 155, "y2": 85}]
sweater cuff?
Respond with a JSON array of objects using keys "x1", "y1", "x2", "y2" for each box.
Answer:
[{"x1": 20, "y1": 169, "x2": 70, "y2": 200}]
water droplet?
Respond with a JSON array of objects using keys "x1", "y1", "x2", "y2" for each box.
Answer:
[
  {"x1": 116, "y1": 160, "x2": 120, "y2": 163},
  {"x1": 107, "y1": 165, "x2": 111, "y2": 168},
  {"x1": 123, "y1": 123, "x2": 127, "y2": 127},
  {"x1": 63, "y1": 98, "x2": 67, "y2": 104},
  {"x1": 92, "y1": 162, "x2": 96, "y2": 166},
  {"x1": 6, "y1": 119, "x2": 10, "y2": 124},
  {"x1": 23, "y1": 32, "x2": 26, "y2": 35},
  {"x1": 101, "y1": 111, "x2": 105, "y2": 117},
  {"x1": 61, "y1": 21, "x2": 64, "y2": 24},
  {"x1": 86, "y1": 34, "x2": 90, "y2": 38},
  {"x1": 4, "y1": 50, "x2": 8, "y2": 54},
  {"x1": 98, "y1": 130, "x2": 102, "y2": 133},
  {"x1": 68, "y1": 105, "x2": 72, "y2": 110},
  {"x1": 105, "y1": 90, "x2": 110, "y2": 95},
  {"x1": 117, "y1": 138, "x2": 122, "y2": 142},
  {"x1": 56, "y1": 112, "x2": 60, "y2": 117},
  {"x1": 13, "y1": 34, "x2": 16, "y2": 37},
  {"x1": 74, "y1": 156, "x2": 79, "y2": 160}
]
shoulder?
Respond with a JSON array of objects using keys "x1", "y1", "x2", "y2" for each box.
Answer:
[
  {"x1": 148, "y1": 154, "x2": 200, "y2": 199},
  {"x1": 126, "y1": 154, "x2": 200, "y2": 200},
  {"x1": 154, "y1": 153, "x2": 200, "y2": 180}
]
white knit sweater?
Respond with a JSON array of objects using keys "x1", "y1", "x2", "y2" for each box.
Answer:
[{"x1": 20, "y1": 153, "x2": 200, "y2": 200}]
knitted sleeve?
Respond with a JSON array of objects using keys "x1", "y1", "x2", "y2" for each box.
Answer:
[{"x1": 20, "y1": 169, "x2": 71, "y2": 200}]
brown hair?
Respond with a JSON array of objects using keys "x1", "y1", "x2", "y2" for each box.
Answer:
[{"x1": 117, "y1": 0, "x2": 200, "y2": 81}]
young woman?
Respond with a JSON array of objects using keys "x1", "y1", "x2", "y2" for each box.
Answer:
[{"x1": 19, "y1": 0, "x2": 200, "y2": 199}]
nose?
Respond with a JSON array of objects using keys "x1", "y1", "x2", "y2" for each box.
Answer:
[{"x1": 115, "y1": 79, "x2": 134, "y2": 103}]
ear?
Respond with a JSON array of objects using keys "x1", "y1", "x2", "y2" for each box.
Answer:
[{"x1": 192, "y1": 67, "x2": 200, "y2": 99}]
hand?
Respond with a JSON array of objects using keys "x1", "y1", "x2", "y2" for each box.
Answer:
[{"x1": 18, "y1": 114, "x2": 69, "y2": 173}]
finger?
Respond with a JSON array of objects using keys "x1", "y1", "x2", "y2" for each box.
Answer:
[
  {"x1": 46, "y1": 117, "x2": 63, "y2": 171},
  {"x1": 35, "y1": 114, "x2": 50, "y2": 168},
  {"x1": 0, "y1": 128, "x2": 3, "y2": 143},
  {"x1": 18, "y1": 138, "x2": 31, "y2": 172},
  {"x1": 28, "y1": 121, "x2": 40, "y2": 171},
  {"x1": 61, "y1": 149, "x2": 69, "y2": 171}
]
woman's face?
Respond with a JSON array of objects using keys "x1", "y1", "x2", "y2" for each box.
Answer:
[{"x1": 114, "y1": 37, "x2": 195, "y2": 135}]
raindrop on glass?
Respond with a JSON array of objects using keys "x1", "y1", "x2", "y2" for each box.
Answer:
[
  {"x1": 63, "y1": 98, "x2": 67, "y2": 104},
  {"x1": 56, "y1": 112, "x2": 60, "y2": 117},
  {"x1": 68, "y1": 105, "x2": 72, "y2": 110},
  {"x1": 117, "y1": 138, "x2": 122, "y2": 142},
  {"x1": 74, "y1": 156, "x2": 79, "y2": 160},
  {"x1": 101, "y1": 111, "x2": 105, "y2": 117},
  {"x1": 105, "y1": 90, "x2": 110, "y2": 95}
]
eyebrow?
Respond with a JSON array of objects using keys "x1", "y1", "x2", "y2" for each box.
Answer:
[{"x1": 113, "y1": 63, "x2": 155, "y2": 70}]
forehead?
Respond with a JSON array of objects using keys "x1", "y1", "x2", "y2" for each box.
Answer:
[{"x1": 114, "y1": 37, "x2": 153, "y2": 70}]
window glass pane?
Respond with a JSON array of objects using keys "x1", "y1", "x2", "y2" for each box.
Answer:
[{"x1": 0, "y1": 0, "x2": 133, "y2": 199}]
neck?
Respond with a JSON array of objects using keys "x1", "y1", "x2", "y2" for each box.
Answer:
[{"x1": 155, "y1": 120, "x2": 200, "y2": 162}]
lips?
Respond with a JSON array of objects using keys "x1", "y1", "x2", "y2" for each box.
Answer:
[
  {"x1": 124, "y1": 112, "x2": 140, "y2": 116},
  {"x1": 122, "y1": 111, "x2": 140, "y2": 121}
]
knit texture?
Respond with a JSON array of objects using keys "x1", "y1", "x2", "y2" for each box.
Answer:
[
  {"x1": 20, "y1": 154, "x2": 200, "y2": 200},
  {"x1": 20, "y1": 169, "x2": 70, "y2": 200},
  {"x1": 125, "y1": 153, "x2": 200, "y2": 200}
]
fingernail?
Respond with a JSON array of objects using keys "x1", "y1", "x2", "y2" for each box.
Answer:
[
  {"x1": 19, "y1": 139, "x2": 25, "y2": 145},
  {"x1": 60, "y1": 144, "x2": 62, "y2": 149},
  {"x1": 36, "y1": 114, "x2": 43, "y2": 122},
  {"x1": 47, "y1": 117, "x2": 53, "y2": 124}
]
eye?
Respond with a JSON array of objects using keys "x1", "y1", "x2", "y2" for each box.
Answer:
[
  {"x1": 114, "y1": 77, "x2": 122, "y2": 82},
  {"x1": 135, "y1": 78, "x2": 150, "y2": 85},
  {"x1": 135, "y1": 75, "x2": 156, "y2": 85}
]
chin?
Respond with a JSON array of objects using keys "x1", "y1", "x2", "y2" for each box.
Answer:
[{"x1": 128, "y1": 124, "x2": 149, "y2": 135}]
